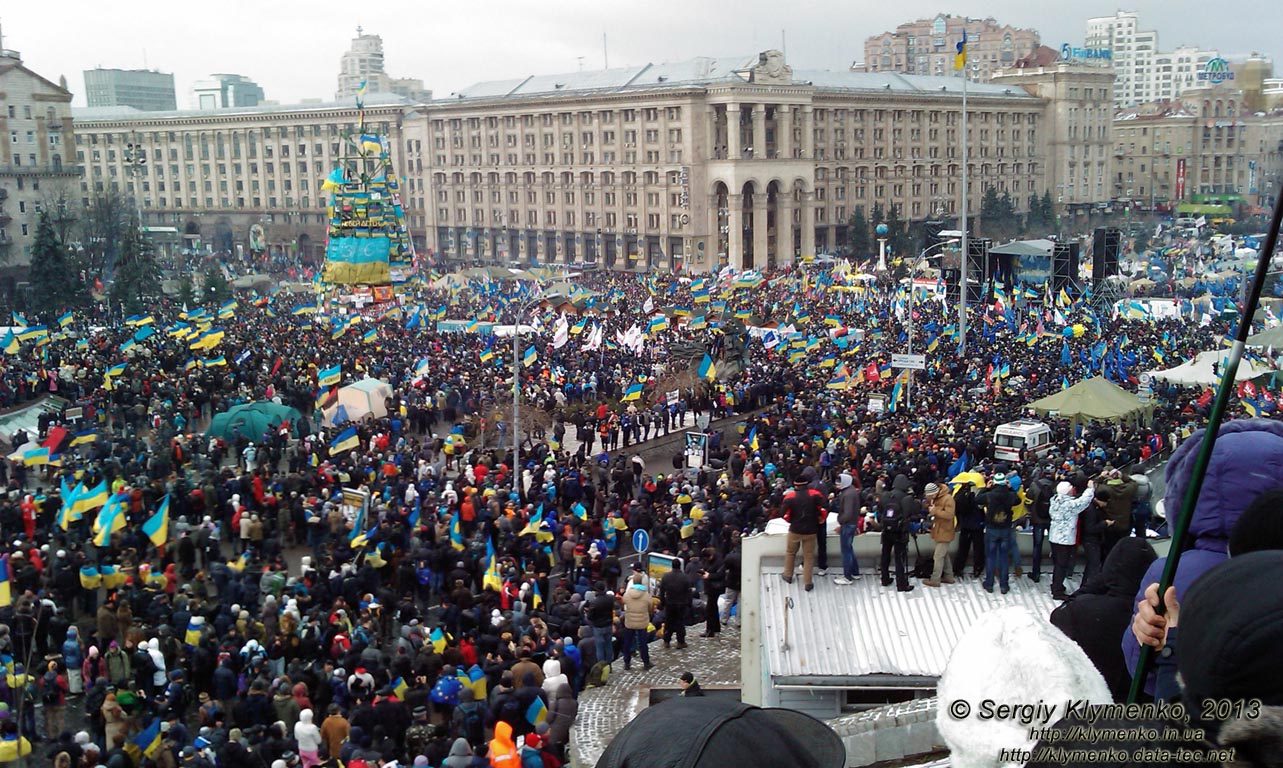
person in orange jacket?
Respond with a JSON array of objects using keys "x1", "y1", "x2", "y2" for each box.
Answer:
[{"x1": 488, "y1": 720, "x2": 518, "y2": 768}]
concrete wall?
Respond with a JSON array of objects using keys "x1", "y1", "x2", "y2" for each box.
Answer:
[{"x1": 828, "y1": 696, "x2": 945, "y2": 767}]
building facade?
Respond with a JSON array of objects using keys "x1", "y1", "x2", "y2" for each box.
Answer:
[
  {"x1": 335, "y1": 30, "x2": 431, "y2": 103},
  {"x1": 0, "y1": 48, "x2": 78, "y2": 272},
  {"x1": 191, "y1": 74, "x2": 265, "y2": 110},
  {"x1": 1113, "y1": 86, "x2": 1283, "y2": 212},
  {"x1": 425, "y1": 52, "x2": 1049, "y2": 272},
  {"x1": 993, "y1": 62, "x2": 1117, "y2": 216},
  {"x1": 83, "y1": 68, "x2": 177, "y2": 111},
  {"x1": 862, "y1": 15, "x2": 1040, "y2": 81},
  {"x1": 72, "y1": 96, "x2": 424, "y2": 259}
]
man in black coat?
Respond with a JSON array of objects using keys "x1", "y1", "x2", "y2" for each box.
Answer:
[
  {"x1": 876, "y1": 474, "x2": 916, "y2": 592},
  {"x1": 658, "y1": 567, "x2": 693, "y2": 649},
  {"x1": 952, "y1": 484, "x2": 985, "y2": 578}
]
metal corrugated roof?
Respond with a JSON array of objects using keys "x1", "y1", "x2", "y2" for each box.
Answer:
[
  {"x1": 761, "y1": 567, "x2": 1065, "y2": 680},
  {"x1": 797, "y1": 69, "x2": 1034, "y2": 98},
  {"x1": 72, "y1": 93, "x2": 413, "y2": 122}
]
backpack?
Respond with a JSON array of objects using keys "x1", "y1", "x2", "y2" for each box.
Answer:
[
  {"x1": 42, "y1": 673, "x2": 60, "y2": 705},
  {"x1": 459, "y1": 702, "x2": 485, "y2": 747},
  {"x1": 585, "y1": 661, "x2": 610, "y2": 688},
  {"x1": 880, "y1": 499, "x2": 909, "y2": 535}
]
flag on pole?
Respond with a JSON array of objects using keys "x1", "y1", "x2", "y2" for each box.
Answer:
[
  {"x1": 522, "y1": 346, "x2": 537, "y2": 367},
  {"x1": 697, "y1": 353, "x2": 716, "y2": 381},
  {"x1": 953, "y1": 32, "x2": 967, "y2": 69},
  {"x1": 318, "y1": 364, "x2": 342, "y2": 387},
  {"x1": 482, "y1": 539, "x2": 503, "y2": 592},
  {"x1": 142, "y1": 494, "x2": 169, "y2": 547},
  {"x1": 329, "y1": 426, "x2": 360, "y2": 454}
]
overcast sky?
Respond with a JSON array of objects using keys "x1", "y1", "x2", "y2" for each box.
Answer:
[{"x1": 3, "y1": 0, "x2": 1273, "y2": 108}]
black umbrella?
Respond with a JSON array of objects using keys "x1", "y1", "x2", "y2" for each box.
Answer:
[{"x1": 595, "y1": 698, "x2": 845, "y2": 768}]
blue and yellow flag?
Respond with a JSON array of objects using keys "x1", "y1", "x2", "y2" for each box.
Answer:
[
  {"x1": 482, "y1": 539, "x2": 503, "y2": 592},
  {"x1": 92, "y1": 494, "x2": 128, "y2": 547},
  {"x1": 390, "y1": 676, "x2": 408, "y2": 699},
  {"x1": 525, "y1": 697, "x2": 547, "y2": 725},
  {"x1": 330, "y1": 425, "x2": 360, "y2": 454},
  {"x1": 142, "y1": 494, "x2": 169, "y2": 547},
  {"x1": 522, "y1": 346, "x2": 537, "y2": 367},
  {"x1": 75, "y1": 480, "x2": 109, "y2": 515},
  {"x1": 449, "y1": 510, "x2": 465, "y2": 550},
  {"x1": 954, "y1": 32, "x2": 967, "y2": 69},
  {"x1": 429, "y1": 626, "x2": 448, "y2": 653},
  {"x1": 56, "y1": 311, "x2": 73, "y2": 329},
  {"x1": 128, "y1": 719, "x2": 162, "y2": 760},
  {"x1": 318, "y1": 364, "x2": 342, "y2": 387},
  {"x1": 697, "y1": 353, "x2": 716, "y2": 381},
  {"x1": 622, "y1": 383, "x2": 644, "y2": 402}
]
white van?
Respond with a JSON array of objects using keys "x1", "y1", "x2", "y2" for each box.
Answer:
[{"x1": 993, "y1": 419, "x2": 1053, "y2": 463}]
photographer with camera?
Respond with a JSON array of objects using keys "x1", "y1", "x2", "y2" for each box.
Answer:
[
  {"x1": 922, "y1": 483, "x2": 956, "y2": 588},
  {"x1": 876, "y1": 474, "x2": 918, "y2": 593}
]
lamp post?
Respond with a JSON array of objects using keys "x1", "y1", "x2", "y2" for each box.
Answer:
[
  {"x1": 875, "y1": 222, "x2": 889, "y2": 271},
  {"x1": 511, "y1": 277, "x2": 576, "y2": 499},
  {"x1": 905, "y1": 237, "x2": 959, "y2": 409},
  {"x1": 123, "y1": 134, "x2": 147, "y2": 227}
]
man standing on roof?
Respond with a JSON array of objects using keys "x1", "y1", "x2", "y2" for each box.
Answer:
[
  {"x1": 976, "y1": 472, "x2": 1018, "y2": 594},
  {"x1": 781, "y1": 469, "x2": 827, "y2": 592}
]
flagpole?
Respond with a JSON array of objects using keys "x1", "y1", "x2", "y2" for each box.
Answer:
[{"x1": 959, "y1": 46, "x2": 970, "y2": 356}]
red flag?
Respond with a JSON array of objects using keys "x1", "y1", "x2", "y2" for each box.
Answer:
[
  {"x1": 1196, "y1": 388, "x2": 1213, "y2": 408},
  {"x1": 42, "y1": 425, "x2": 68, "y2": 455},
  {"x1": 270, "y1": 356, "x2": 282, "y2": 376}
]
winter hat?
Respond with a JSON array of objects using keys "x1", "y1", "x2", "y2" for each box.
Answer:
[
  {"x1": 992, "y1": 472, "x2": 1007, "y2": 484},
  {"x1": 1055, "y1": 481, "x2": 1073, "y2": 496},
  {"x1": 837, "y1": 473, "x2": 853, "y2": 490},
  {"x1": 936, "y1": 607, "x2": 1111, "y2": 768},
  {"x1": 923, "y1": 483, "x2": 940, "y2": 497},
  {"x1": 1179, "y1": 551, "x2": 1283, "y2": 711},
  {"x1": 1163, "y1": 419, "x2": 1283, "y2": 545}
]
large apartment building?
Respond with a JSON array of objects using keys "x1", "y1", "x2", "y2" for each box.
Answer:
[
  {"x1": 70, "y1": 50, "x2": 1118, "y2": 274},
  {"x1": 1113, "y1": 84, "x2": 1283, "y2": 211},
  {"x1": 862, "y1": 15, "x2": 1040, "y2": 81},
  {"x1": 424, "y1": 51, "x2": 1056, "y2": 272},
  {"x1": 73, "y1": 95, "x2": 424, "y2": 259},
  {"x1": 0, "y1": 47, "x2": 78, "y2": 276}
]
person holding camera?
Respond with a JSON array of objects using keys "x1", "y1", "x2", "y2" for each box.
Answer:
[
  {"x1": 877, "y1": 474, "x2": 917, "y2": 593},
  {"x1": 922, "y1": 483, "x2": 956, "y2": 587},
  {"x1": 975, "y1": 472, "x2": 1019, "y2": 594}
]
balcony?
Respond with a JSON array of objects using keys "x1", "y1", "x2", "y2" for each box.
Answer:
[{"x1": 0, "y1": 164, "x2": 81, "y2": 177}]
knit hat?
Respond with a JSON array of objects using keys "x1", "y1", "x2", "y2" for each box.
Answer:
[
  {"x1": 1056, "y1": 481, "x2": 1073, "y2": 496},
  {"x1": 1179, "y1": 551, "x2": 1283, "y2": 710},
  {"x1": 838, "y1": 473, "x2": 853, "y2": 490},
  {"x1": 992, "y1": 472, "x2": 1007, "y2": 484},
  {"x1": 924, "y1": 483, "x2": 940, "y2": 497},
  {"x1": 936, "y1": 608, "x2": 1111, "y2": 768}
]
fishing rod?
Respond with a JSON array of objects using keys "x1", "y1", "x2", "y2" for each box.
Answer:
[{"x1": 1127, "y1": 181, "x2": 1283, "y2": 703}]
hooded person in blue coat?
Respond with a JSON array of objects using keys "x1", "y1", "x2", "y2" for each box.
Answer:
[{"x1": 1124, "y1": 418, "x2": 1283, "y2": 695}]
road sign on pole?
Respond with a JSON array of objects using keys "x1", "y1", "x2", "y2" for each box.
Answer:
[
  {"x1": 632, "y1": 528, "x2": 650, "y2": 554},
  {"x1": 891, "y1": 353, "x2": 927, "y2": 370}
]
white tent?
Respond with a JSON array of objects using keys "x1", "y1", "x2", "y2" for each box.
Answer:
[
  {"x1": 322, "y1": 378, "x2": 393, "y2": 427},
  {"x1": 1150, "y1": 350, "x2": 1272, "y2": 387}
]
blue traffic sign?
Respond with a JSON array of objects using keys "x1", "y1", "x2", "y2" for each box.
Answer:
[{"x1": 632, "y1": 528, "x2": 650, "y2": 553}]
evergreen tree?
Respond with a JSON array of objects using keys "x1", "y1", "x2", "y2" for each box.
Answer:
[
  {"x1": 1028, "y1": 194, "x2": 1044, "y2": 229},
  {"x1": 176, "y1": 273, "x2": 196, "y2": 307},
  {"x1": 202, "y1": 263, "x2": 232, "y2": 305},
  {"x1": 28, "y1": 209, "x2": 84, "y2": 314},
  {"x1": 1041, "y1": 191, "x2": 1055, "y2": 229},
  {"x1": 847, "y1": 206, "x2": 870, "y2": 258},
  {"x1": 885, "y1": 203, "x2": 909, "y2": 258},
  {"x1": 109, "y1": 215, "x2": 160, "y2": 315},
  {"x1": 870, "y1": 202, "x2": 886, "y2": 230}
]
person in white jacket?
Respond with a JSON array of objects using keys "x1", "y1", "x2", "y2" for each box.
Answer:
[
  {"x1": 1048, "y1": 480, "x2": 1095, "y2": 601},
  {"x1": 294, "y1": 709, "x2": 322, "y2": 768}
]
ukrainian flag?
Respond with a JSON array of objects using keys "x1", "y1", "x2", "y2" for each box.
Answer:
[
  {"x1": 1243, "y1": 398, "x2": 1263, "y2": 418},
  {"x1": 128, "y1": 719, "x2": 162, "y2": 760},
  {"x1": 292, "y1": 302, "x2": 318, "y2": 316},
  {"x1": 522, "y1": 346, "x2": 537, "y2": 367},
  {"x1": 529, "y1": 580, "x2": 543, "y2": 609},
  {"x1": 318, "y1": 364, "x2": 342, "y2": 387},
  {"x1": 184, "y1": 359, "x2": 199, "y2": 372},
  {"x1": 184, "y1": 617, "x2": 203, "y2": 646},
  {"x1": 0, "y1": 553, "x2": 11, "y2": 604},
  {"x1": 190, "y1": 328, "x2": 225, "y2": 350},
  {"x1": 888, "y1": 375, "x2": 905, "y2": 412},
  {"x1": 362, "y1": 328, "x2": 378, "y2": 344},
  {"x1": 391, "y1": 676, "x2": 408, "y2": 699},
  {"x1": 622, "y1": 383, "x2": 644, "y2": 402},
  {"x1": 449, "y1": 510, "x2": 465, "y2": 550},
  {"x1": 697, "y1": 353, "x2": 717, "y2": 381},
  {"x1": 689, "y1": 315, "x2": 707, "y2": 331},
  {"x1": 330, "y1": 425, "x2": 360, "y2": 454},
  {"x1": 349, "y1": 523, "x2": 377, "y2": 550},
  {"x1": 570, "y1": 317, "x2": 588, "y2": 335},
  {"x1": 478, "y1": 346, "x2": 494, "y2": 363},
  {"x1": 17, "y1": 325, "x2": 47, "y2": 342},
  {"x1": 142, "y1": 494, "x2": 169, "y2": 547},
  {"x1": 415, "y1": 357, "x2": 432, "y2": 376},
  {"x1": 75, "y1": 480, "x2": 108, "y2": 515},
  {"x1": 482, "y1": 540, "x2": 503, "y2": 592},
  {"x1": 201, "y1": 355, "x2": 227, "y2": 368},
  {"x1": 92, "y1": 495, "x2": 127, "y2": 547},
  {"x1": 56, "y1": 311, "x2": 73, "y2": 329},
  {"x1": 647, "y1": 316, "x2": 669, "y2": 334},
  {"x1": 953, "y1": 32, "x2": 967, "y2": 69},
  {"x1": 429, "y1": 626, "x2": 448, "y2": 653},
  {"x1": 11, "y1": 311, "x2": 27, "y2": 328},
  {"x1": 525, "y1": 697, "x2": 547, "y2": 725},
  {"x1": 0, "y1": 331, "x2": 16, "y2": 354}
]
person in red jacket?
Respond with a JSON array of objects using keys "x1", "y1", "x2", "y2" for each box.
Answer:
[{"x1": 781, "y1": 474, "x2": 827, "y2": 592}]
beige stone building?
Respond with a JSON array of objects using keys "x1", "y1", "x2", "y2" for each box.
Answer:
[
  {"x1": 73, "y1": 95, "x2": 424, "y2": 259},
  {"x1": 993, "y1": 62, "x2": 1117, "y2": 217},
  {"x1": 426, "y1": 51, "x2": 1051, "y2": 272},
  {"x1": 1113, "y1": 85, "x2": 1283, "y2": 212},
  {"x1": 0, "y1": 47, "x2": 77, "y2": 273},
  {"x1": 862, "y1": 15, "x2": 1040, "y2": 81}
]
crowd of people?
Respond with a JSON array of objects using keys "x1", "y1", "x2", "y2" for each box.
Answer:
[{"x1": 0, "y1": 244, "x2": 1276, "y2": 768}]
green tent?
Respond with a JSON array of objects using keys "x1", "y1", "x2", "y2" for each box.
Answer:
[
  {"x1": 206, "y1": 401, "x2": 302, "y2": 441},
  {"x1": 1028, "y1": 376, "x2": 1152, "y2": 426},
  {"x1": 1247, "y1": 324, "x2": 1283, "y2": 348}
]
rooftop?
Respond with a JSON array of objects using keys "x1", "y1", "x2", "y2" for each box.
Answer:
[
  {"x1": 441, "y1": 54, "x2": 1038, "y2": 102},
  {"x1": 760, "y1": 565, "x2": 1065, "y2": 682},
  {"x1": 72, "y1": 93, "x2": 414, "y2": 123}
]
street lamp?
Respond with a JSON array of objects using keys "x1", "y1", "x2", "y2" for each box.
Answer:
[
  {"x1": 904, "y1": 236, "x2": 959, "y2": 409},
  {"x1": 511, "y1": 276, "x2": 577, "y2": 498},
  {"x1": 124, "y1": 135, "x2": 147, "y2": 227}
]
